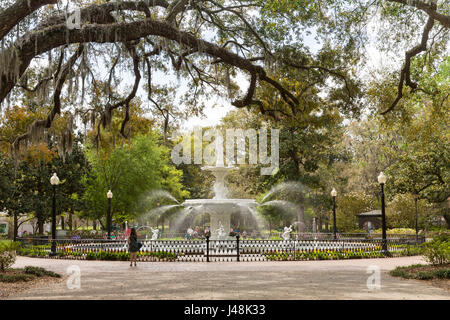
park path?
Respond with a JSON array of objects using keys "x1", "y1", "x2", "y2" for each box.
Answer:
[{"x1": 6, "y1": 256, "x2": 450, "y2": 300}]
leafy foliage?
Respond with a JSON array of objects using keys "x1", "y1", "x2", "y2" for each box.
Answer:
[
  {"x1": 82, "y1": 130, "x2": 188, "y2": 225},
  {"x1": 0, "y1": 240, "x2": 20, "y2": 272},
  {"x1": 423, "y1": 233, "x2": 450, "y2": 265}
]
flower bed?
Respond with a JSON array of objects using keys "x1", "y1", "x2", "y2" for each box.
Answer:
[
  {"x1": 263, "y1": 244, "x2": 424, "y2": 261},
  {"x1": 18, "y1": 247, "x2": 178, "y2": 262}
]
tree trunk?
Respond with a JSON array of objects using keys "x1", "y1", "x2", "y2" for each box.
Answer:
[
  {"x1": 297, "y1": 202, "x2": 305, "y2": 233},
  {"x1": 68, "y1": 211, "x2": 73, "y2": 231},
  {"x1": 61, "y1": 215, "x2": 65, "y2": 230},
  {"x1": 268, "y1": 221, "x2": 272, "y2": 238},
  {"x1": 37, "y1": 217, "x2": 44, "y2": 235},
  {"x1": 13, "y1": 212, "x2": 18, "y2": 240},
  {"x1": 443, "y1": 210, "x2": 450, "y2": 229}
]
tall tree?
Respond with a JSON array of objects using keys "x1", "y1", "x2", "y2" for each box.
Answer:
[{"x1": 0, "y1": 0, "x2": 447, "y2": 158}]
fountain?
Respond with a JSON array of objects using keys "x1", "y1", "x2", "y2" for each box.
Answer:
[
  {"x1": 138, "y1": 156, "x2": 308, "y2": 242},
  {"x1": 182, "y1": 165, "x2": 258, "y2": 240}
]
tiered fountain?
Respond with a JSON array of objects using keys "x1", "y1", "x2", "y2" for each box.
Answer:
[{"x1": 183, "y1": 165, "x2": 257, "y2": 240}]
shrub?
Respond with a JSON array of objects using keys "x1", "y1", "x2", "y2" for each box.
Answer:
[
  {"x1": 416, "y1": 271, "x2": 434, "y2": 280},
  {"x1": 85, "y1": 252, "x2": 97, "y2": 260},
  {"x1": 373, "y1": 228, "x2": 417, "y2": 235},
  {"x1": 434, "y1": 269, "x2": 450, "y2": 279},
  {"x1": 397, "y1": 244, "x2": 425, "y2": 257},
  {"x1": 17, "y1": 247, "x2": 49, "y2": 258},
  {"x1": 23, "y1": 266, "x2": 60, "y2": 278},
  {"x1": 423, "y1": 234, "x2": 450, "y2": 265},
  {"x1": 0, "y1": 241, "x2": 20, "y2": 272},
  {"x1": 0, "y1": 273, "x2": 35, "y2": 283},
  {"x1": 390, "y1": 264, "x2": 450, "y2": 280}
]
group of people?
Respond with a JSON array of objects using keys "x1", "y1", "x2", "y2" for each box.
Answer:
[
  {"x1": 184, "y1": 226, "x2": 259, "y2": 239},
  {"x1": 17, "y1": 230, "x2": 30, "y2": 237},
  {"x1": 186, "y1": 226, "x2": 209, "y2": 239},
  {"x1": 101, "y1": 230, "x2": 130, "y2": 240}
]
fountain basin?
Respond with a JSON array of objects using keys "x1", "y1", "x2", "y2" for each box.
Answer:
[{"x1": 183, "y1": 199, "x2": 257, "y2": 240}]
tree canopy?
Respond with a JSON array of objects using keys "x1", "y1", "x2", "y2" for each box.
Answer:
[{"x1": 0, "y1": 0, "x2": 447, "y2": 159}]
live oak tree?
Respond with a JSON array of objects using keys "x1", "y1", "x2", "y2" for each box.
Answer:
[{"x1": 0, "y1": 0, "x2": 448, "y2": 159}]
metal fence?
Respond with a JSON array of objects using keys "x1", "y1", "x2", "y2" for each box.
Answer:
[
  {"x1": 137, "y1": 232, "x2": 425, "y2": 241},
  {"x1": 16, "y1": 234, "x2": 424, "y2": 262}
]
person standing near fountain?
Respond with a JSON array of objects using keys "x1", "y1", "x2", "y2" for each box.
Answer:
[{"x1": 128, "y1": 228, "x2": 139, "y2": 267}]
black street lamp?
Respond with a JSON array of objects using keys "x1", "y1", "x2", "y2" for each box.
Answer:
[
  {"x1": 413, "y1": 192, "x2": 419, "y2": 244},
  {"x1": 378, "y1": 172, "x2": 389, "y2": 256},
  {"x1": 50, "y1": 173, "x2": 60, "y2": 256},
  {"x1": 331, "y1": 188, "x2": 337, "y2": 240},
  {"x1": 107, "y1": 190, "x2": 113, "y2": 239}
]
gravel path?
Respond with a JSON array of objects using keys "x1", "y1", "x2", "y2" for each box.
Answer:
[{"x1": 6, "y1": 256, "x2": 450, "y2": 300}]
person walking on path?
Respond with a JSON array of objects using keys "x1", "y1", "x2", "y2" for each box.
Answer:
[{"x1": 128, "y1": 228, "x2": 139, "y2": 267}]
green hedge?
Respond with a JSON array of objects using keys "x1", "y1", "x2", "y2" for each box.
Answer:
[
  {"x1": 23, "y1": 266, "x2": 60, "y2": 278},
  {"x1": 18, "y1": 248, "x2": 49, "y2": 257},
  {"x1": 84, "y1": 251, "x2": 178, "y2": 261},
  {"x1": 0, "y1": 266, "x2": 60, "y2": 283},
  {"x1": 263, "y1": 245, "x2": 424, "y2": 261},
  {"x1": 0, "y1": 273, "x2": 35, "y2": 282},
  {"x1": 423, "y1": 234, "x2": 450, "y2": 265},
  {"x1": 390, "y1": 264, "x2": 450, "y2": 280}
]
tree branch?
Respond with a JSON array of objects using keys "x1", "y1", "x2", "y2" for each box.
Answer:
[
  {"x1": 381, "y1": 15, "x2": 435, "y2": 114},
  {"x1": 386, "y1": 0, "x2": 449, "y2": 28},
  {"x1": 0, "y1": 0, "x2": 57, "y2": 41},
  {"x1": 10, "y1": 45, "x2": 84, "y2": 154},
  {"x1": 0, "y1": 16, "x2": 296, "y2": 112}
]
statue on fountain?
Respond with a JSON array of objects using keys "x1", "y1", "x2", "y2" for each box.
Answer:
[
  {"x1": 214, "y1": 221, "x2": 227, "y2": 239},
  {"x1": 150, "y1": 227, "x2": 159, "y2": 240},
  {"x1": 282, "y1": 225, "x2": 293, "y2": 241}
]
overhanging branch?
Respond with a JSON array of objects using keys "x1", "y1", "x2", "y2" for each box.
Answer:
[
  {"x1": 0, "y1": 0, "x2": 57, "y2": 41},
  {"x1": 10, "y1": 45, "x2": 84, "y2": 155},
  {"x1": 381, "y1": 16, "x2": 435, "y2": 114}
]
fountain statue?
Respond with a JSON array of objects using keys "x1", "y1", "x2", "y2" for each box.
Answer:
[
  {"x1": 213, "y1": 221, "x2": 227, "y2": 240},
  {"x1": 281, "y1": 225, "x2": 293, "y2": 241},
  {"x1": 151, "y1": 227, "x2": 159, "y2": 240}
]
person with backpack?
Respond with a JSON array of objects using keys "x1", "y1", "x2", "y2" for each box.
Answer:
[{"x1": 128, "y1": 228, "x2": 140, "y2": 267}]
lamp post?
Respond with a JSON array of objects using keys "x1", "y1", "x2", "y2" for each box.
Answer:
[
  {"x1": 378, "y1": 172, "x2": 389, "y2": 255},
  {"x1": 50, "y1": 173, "x2": 60, "y2": 256},
  {"x1": 413, "y1": 192, "x2": 419, "y2": 244},
  {"x1": 107, "y1": 190, "x2": 113, "y2": 239},
  {"x1": 331, "y1": 188, "x2": 337, "y2": 240}
]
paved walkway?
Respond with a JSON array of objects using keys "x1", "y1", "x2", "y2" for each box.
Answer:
[{"x1": 7, "y1": 256, "x2": 450, "y2": 300}]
